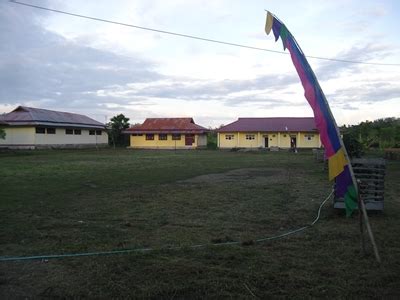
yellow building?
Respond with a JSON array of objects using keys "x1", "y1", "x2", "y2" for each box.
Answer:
[
  {"x1": 0, "y1": 106, "x2": 108, "y2": 149},
  {"x1": 125, "y1": 118, "x2": 209, "y2": 149},
  {"x1": 217, "y1": 117, "x2": 321, "y2": 149}
]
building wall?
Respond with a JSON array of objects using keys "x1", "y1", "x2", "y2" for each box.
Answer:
[
  {"x1": 197, "y1": 134, "x2": 207, "y2": 147},
  {"x1": 218, "y1": 132, "x2": 321, "y2": 149},
  {"x1": 237, "y1": 132, "x2": 259, "y2": 148},
  {"x1": 218, "y1": 133, "x2": 237, "y2": 148},
  {"x1": 279, "y1": 133, "x2": 291, "y2": 148},
  {"x1": 297, "y1": 132, "x2": 320, "y2": 148},
  {"x1": 129, "y1": 133, "x2": 207, "y2": 149},
  {"x1": 0, "y1": 127, "x2": 35, "y2": 147},
  {"x1": 0, "y1": 126, "x2": 108, "y2": 149},
  {"x1": 34, "y1": 128, "x2": 108, "y2": 145},
  {"x1": 264, "y1": 133, "x2": 278, "y2": 147}
]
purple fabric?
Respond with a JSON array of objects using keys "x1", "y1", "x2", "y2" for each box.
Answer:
[
  {"x1": 272, "y1": 18, "x2": 282, "y2": 42},
  {"x1": 335, "y1": 165, "x2": 352, "y2": 197}
]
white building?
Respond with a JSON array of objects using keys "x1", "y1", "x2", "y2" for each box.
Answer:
[{"x1": 0, "y1": 106, "x2": 108, "y2": 149}]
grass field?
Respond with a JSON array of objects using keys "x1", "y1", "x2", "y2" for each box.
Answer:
[{"x1": 0, "y1": 149, "x2": 399, "y2": 298}]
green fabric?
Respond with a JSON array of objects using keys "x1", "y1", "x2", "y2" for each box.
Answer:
[
  {"x1": 344, "y1": 185, "x2": 358, "y2": 217},
  {"x1": 280, "y1": 25, "x2": 289, "y2": 50}
]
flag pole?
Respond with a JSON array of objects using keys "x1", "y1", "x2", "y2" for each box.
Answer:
[
  {"x1": 269, "y1": 12, "x2": 382, "y2": 263},
  {"x1": 358, "y1": 180, "x2": 366, "y2": 256},
  {"x1": 311, "y1": 65, "x2": 381, "y2": 264}
]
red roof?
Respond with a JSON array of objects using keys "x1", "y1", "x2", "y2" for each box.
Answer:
[
  {"x1": 125, "y1": 118, "x2": 209, "y2": 134},
  {"x1": 218, "y1": 117, "x2": 318, "y2": 132}
]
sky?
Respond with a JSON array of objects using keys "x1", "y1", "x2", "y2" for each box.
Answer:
[{"x1": 1, "y1": 0, "x2": 399, "y2": 127}]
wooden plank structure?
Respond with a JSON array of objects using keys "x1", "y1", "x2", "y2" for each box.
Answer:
[{"x1": 334, "y1": 158, "x2": 386, "y2": 211}]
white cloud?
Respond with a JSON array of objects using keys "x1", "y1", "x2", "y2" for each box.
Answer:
[{"x1": 1, "y1": 0, "x2": 399, "y2": 127}]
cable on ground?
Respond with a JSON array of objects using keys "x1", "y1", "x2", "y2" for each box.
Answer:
[{"x1": 0, "y1": 189, "x2": 334, "y2": 262}]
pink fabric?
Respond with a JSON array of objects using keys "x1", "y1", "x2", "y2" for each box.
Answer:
[{"x1": 286, "y1": 41, "x2": 335, "y2": 157}]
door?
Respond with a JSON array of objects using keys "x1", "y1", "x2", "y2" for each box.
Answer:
[
  {"x1": 185, "y1": 134, "x2": 195, "y2": 146},
  {"x1": 264, "y1": 137, "x2": 269, "y2": 148},
  {"x1": 290, "y1": 136, "x2": 297, "y2": 149}
]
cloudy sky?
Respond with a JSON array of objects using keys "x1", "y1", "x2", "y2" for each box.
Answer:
[{"x1": 1, "y1": 0, "x2": 399, "y2": 127}]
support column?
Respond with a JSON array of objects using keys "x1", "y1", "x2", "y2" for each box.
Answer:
[
  {"x1": 278, "y1": 132, "x2": 281, "y2": 148},
  {"x1": 297, "y1": 132, "x2": 301, "y2": 148}
]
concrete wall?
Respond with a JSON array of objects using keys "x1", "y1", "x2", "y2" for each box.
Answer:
[
  {"x1": 0, "y1": 126, "x2": 108, "y2": 149},
  {"x1": 237, "y1": 132, "x2": 259, "y2": 148},
  {"x1": 34, "y1": 128, "x2": 108, "y2": 145},
  {"x1": 197, "y1": 134, "x2": 207, "y2": 147},
  {"x1": 129, "y1": 133, "x2": 207, "y2": 149},
  {"x1": 218, "y1": 131, "x2": 321, "y2": 149},
  {"x1": 0, "y1": 127, "x2": 35, "y2": 148},
  {"x1": 297, "y1": 132, "x2": 321, "y2": 148}
]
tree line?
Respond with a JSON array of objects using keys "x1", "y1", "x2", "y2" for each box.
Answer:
[{"x1": 341, "y1": 117, "x2": 400, "y2": 157}]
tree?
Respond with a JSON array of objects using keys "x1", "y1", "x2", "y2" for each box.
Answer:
[
  {"x1": 0, "y1": 128, "x2": 5, "y2": 140},
  {"x1": 343, "y1": 131, "x2": 364, "y2": 158},
  {"x1": 342, "y1": 117, "x2": 400, "y2": 152},
  {"x1": 106, "y1": 114, "x2": 130, "y2": 147}
]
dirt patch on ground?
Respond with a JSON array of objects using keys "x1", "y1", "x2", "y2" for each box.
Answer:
[{"x1": 178, "y1": 168, "x2": 286, "y2": 185}]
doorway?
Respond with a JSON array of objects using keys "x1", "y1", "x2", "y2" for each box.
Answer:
[
  {"x1": 185, "y1": 134, "x2": 195, "y2": 146},
  {"x1": 290, "y1": 136, "x2": 297, "y2": 149},
  {"x1": 264, "y1": 136, "x2": 269, "y2": 148}
]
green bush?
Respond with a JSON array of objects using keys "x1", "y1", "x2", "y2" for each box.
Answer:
[{"x1": 343, "y1": 132, "x2": 364, "y2": 158}]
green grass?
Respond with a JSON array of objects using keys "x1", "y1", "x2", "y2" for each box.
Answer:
[{"x1": 0, "y1": 149, "x2": 399, "y2": 298}]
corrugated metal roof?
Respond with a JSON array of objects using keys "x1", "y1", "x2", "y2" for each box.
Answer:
[
  {"x1": 217, "y1": 117, "x2": 318, "y2": 132},
  {"x1": 125, "y1": 118, "x2": 209, "y2": 133},
  {"x1": 0, "y1": 106, "x2": 105, "y2": 129}
]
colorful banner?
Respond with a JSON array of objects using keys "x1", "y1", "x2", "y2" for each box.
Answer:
[{"x1": 265, "y1": 12, "x2": 357, "y2": 216}]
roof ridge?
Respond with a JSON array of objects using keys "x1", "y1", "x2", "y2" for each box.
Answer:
[
  {"x1": 238, "y1": 117, "x2": 314, "y2": 119},
  {"x1": 145, "y1": 117, "x2": 193, "y2": 119},
  {"x1": 19, "y1": 106, "x2": 36, "y2": 121},
  {"x1": 20, "y1": 106, "x2": 91, "y2": 118},
  {"x1": 218, "y1": 117, "x2": 317, "y2": 132},
  {"x1": 5, "y1": 106, "x2": 105, "y2": 127}
]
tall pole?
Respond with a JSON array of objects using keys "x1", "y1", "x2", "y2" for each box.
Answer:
[
  {"x1": 282, "y1": 21, "x2": 381, "y2": 263},
  {"x1": 311, "y1": 65, "x2": 381, "y2": 263}
]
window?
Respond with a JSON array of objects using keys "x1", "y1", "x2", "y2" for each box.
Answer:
[
  {"x1": 272, "y1": 134, "x2": 276, "y2": 137},
  {"x1": 66, "y1": 129, "x2": 73, "y2": 135},
  {"x1": 245, "y1": 134, "x2": 255, "y2": 140},
  {"x1": 283, "y1": 134, "x2": 287, "y2": 137},
  {"x1": 89, "y1": 130, "x2": 95, "y2": 135},
  {"x1": 96, "y1": 130, "x2": 102, "y2": 135},
  {"x1": 145, "y1": 134, "x2": 154, "y2": 140},
  {"x1": 74, "y1": 129, "x2": 81, "y2": 135},
  {"x1": 132, "y1": 134, "x2": 143, "y2": 136},
  {"x1": 35, "y1": 127, "x2": 45, "y2": 134},
  {"x1": 172, "y1": 134, "x2": 181, "y2": 140},
  {"x1": 225, "y1": 134, "x2": 234, "y2": 140},
  {"x1": 46, "y1": 128, "x2": 56, "y2": 134},
  {"x1": 305, "y1": 134, "x2": 314, "y2": 141},
  {"x1": 158, "y1": 134, "x2": 167, "y2": 140}
]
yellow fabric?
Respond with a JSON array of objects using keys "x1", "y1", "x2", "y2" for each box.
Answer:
[
  {"x1": 265, "y1": 11, "x2": 273, "y2": 35},
  {"x1": 328, "y1": 148, "x2": 348, "y2": 181}
]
